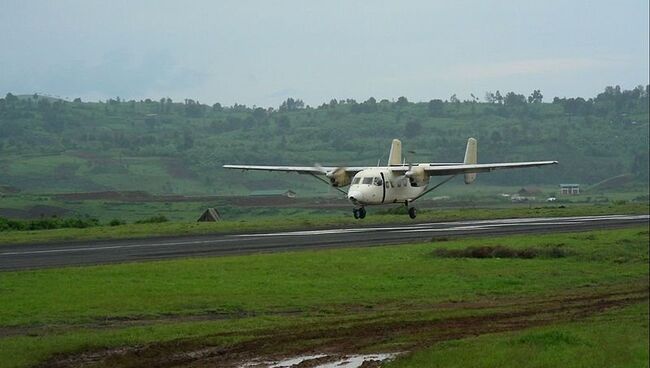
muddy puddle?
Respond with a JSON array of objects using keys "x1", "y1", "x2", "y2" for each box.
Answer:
[{"x1": 242, "y1": 352, "x2": 399, "y2": 368}]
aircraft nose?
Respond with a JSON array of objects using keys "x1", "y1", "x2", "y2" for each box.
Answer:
[{"x1": 348, "y1": 190, "x2": 364, "y2": 203}]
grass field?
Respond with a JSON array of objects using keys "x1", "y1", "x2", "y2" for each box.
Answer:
[
  {"x1": 0, "y1": 202, "x2": 647, "y2": 245},
  {"x1": 0, "y1": 226, "x2": 647, "y2": 367},
  {"x1": 386, "y1": 302, "x2": 649, "y2": 368}
]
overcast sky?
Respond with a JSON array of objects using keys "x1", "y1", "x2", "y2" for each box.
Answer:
[{"x1": 1, "y1": 0, "x2": 648, "y2": 107}]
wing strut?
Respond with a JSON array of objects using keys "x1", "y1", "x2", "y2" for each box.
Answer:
[
  {"x1": 410, "y1": 175, "x2": 457, "y2": 203},
  {"x1": 308, "y1": 173, "x2": 347, "y2": 195}
]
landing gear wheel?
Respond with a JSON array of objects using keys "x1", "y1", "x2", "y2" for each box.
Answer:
[
  {"x1": 358, "y1": 207, "x2": 366, "y2": 219},
  {"x1": 408, "y1": 207, "x2": 417, "y2": 219},
  {"x1": 353, "y1": 208, "x2": 359, "y2": 219}
]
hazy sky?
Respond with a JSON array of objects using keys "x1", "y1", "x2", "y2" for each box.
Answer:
[{"x1": 1, "y1": 0, "x2": 648, "y2": 107}]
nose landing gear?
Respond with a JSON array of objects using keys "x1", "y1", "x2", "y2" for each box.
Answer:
[{"x1": 353, "y1": 207, "x2": 366, "y2": 219}]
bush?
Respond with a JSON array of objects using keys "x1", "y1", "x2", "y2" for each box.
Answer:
[
  {"x1": 432, "y1": 245, "x2": 568, "y2": 259},
  {"x1": 109, "y1": 219, "x2": 126, "y2": 226},
  {"x1": 0, "y1": 216, "x2": 100, "y2": 232},
  {"x1": 135, "y1": 215, "x2": 169, "y2": 224}
]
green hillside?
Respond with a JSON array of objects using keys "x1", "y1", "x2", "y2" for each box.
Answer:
[{"x1": 0, "y1": 86, "x2": 648, "y2": 195}]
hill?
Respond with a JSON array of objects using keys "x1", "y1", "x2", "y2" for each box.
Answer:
[{"x1": 0, "y1": 86, "x2": 648, "y2": 195}]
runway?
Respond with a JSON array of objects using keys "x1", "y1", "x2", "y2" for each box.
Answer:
[{"x1": 0, "y1": 214, "x2": 647, "y2": 271}]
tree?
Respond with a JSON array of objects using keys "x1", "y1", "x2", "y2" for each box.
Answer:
[
  {"x1": 485, "y1": 92, "x2": 496, "y2": 103},
  {"x1": 279, "y1": 98, "x2": 304, "y2": 111},
  {"x1": 252, "y1": 107, "x2": 266, "y2": 121},
  {"x1": 528, "y1": 90, "x2": 543, "y2": 103},
  {"x1": 494, "y1": 90, "x2": 503, "y2": 104},
  {"x1": 404, "y1": 120, "x2": 422, "y2": 138},
  {"x1": 449, "y1": 94, "x2": 459, "y2": 103},
  {"x1": 428, "y1": 99, "x2": 444, "y2": 116},
  {"x1": 504, "y1": 92, "x2": 526, "y2": 106},
  {"x1": 352, "y1": 97, "x2": 378, "y2": 113},
  {"x1": 183, "y1": 99, "x2": 204, "y2": 118},
  {"x1": 490, "y1": 130, "x2": 502, "y2": 144},
  {"x1": 4, "y1": 93, "x2": 18, "y2": 104},
  {"x1": 276, "y1": 115, "x2": 291, "y2": 132},
  {"x1": 396, "y1": 96, "x2": 408, "y2": 106}
]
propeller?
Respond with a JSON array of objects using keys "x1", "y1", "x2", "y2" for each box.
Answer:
[
  {"x1": 313, "y1": 163, "x2": 347, "y2": 186},
  {"x1": 396, "y1": 150, "x2": 420, "y2": 182},
  {"x1": 396, "y1": 163, "x2": 413, "y2": 182}
]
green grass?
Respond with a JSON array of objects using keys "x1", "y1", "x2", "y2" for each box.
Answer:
[
  {"x1": 0, "y1": 202, "x2": 647, "y2": 245},
  {"x1": 386, "y1": 302, "x2": 649, "y2": 368},
  {"x1": 0, "y1": 227, "x2": 647, "y2": 367},
  {"x1": 2, "y1": 227, "x2": 647, "y2": 327}
]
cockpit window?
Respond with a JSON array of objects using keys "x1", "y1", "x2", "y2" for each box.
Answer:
[
  {"x1": 373, "y1": 177, "x2": 383, "y2": 186},
  {"x1": 352, "y1": 177, "x2": 361, "y2": 184},
  {"x1": 361, "y1": 177, "x2": 373, "y2": 185}
]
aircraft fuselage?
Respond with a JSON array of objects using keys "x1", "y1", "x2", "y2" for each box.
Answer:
[{"x1": 347, "y1": 167, "x2": 428, "y2": 206}]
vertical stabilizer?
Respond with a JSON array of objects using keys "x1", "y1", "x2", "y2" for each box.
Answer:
[
  {"x1": 388, "y1": 139, "x2": 402, "y2": 165},
  {"x1": 463, "y1": 138, "x2": 477, "y2": 184}
]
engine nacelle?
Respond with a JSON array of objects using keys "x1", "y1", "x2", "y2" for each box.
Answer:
[
  {"x1": 406, "y1": 166, "x2": 427, "y2": 187},
  {"x1": 327, "y1": 168, "x2": 351, "y2": 187}
]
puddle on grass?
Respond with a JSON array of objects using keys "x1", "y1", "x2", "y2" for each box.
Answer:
[{"x1": 241, "y1": 352, "x2": 399, "y2": 368}]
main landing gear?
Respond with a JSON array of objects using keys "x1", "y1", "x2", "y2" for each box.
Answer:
[
  {"x1": 353, "y1": 207, "x2": 366, "y2": 219},
  {"x1": 405, "y1": 201, "x2": 417, "y2": 219}
]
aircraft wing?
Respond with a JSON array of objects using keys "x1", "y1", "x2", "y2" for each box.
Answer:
[
  {"x1": 223, "y1": 165, "x2": 367, "y2": 175},
  {"x1": 417, "y1": 161, "x2": 558, "y2": 176}
]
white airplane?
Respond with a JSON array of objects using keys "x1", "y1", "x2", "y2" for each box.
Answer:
[{"x1": 224, "y1": 138, "x2": 557, "y2": 219}]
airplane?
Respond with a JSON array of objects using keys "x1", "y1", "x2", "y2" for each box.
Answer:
[{"x1": 224, "y1": 138, "x2": 558, "y2": 219}]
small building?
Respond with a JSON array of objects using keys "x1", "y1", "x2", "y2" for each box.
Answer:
[
  {"x1": 559, "y1": 184, "x2": 580, "y2": 195},
  {"x1": 197, "y1": 208, "x2": 221, "y2": 222},
  {"x1": 249, "y1": 189, "x2": 296, "y2": 198}
]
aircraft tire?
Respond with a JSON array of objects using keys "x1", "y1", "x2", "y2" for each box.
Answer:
[
  {"x1": 408, "y1": 207, "x2": 417, "y2": 219},
  {"x1": 353, "y1": 208, "x2": 359, "y2": 219},
  {"x1": 358, "y1": 207, "x2": 366, "y2": 219}
]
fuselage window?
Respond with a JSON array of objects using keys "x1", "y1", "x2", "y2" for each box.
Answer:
[
  {"x1": 373, "y1": 177, "x2": 383, "y2": 186},
  {"x1": 352, "y1": 177, "x2": 361, "y2": 185},
  {"x1": 362, "y1": 177, "x2": 373, "y2": 185}
]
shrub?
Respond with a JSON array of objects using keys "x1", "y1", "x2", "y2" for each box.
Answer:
[
  {"x1": 135, "y1": 215, "x2": 168, "y2": 224},
  {"x1": 109, "y1": 219, "x2": 126, "y2": 226},
  {"x1": 432, "y1": 245, "x2": 568, "y2": 259},
  {"x1": 0, "y1": 216, "x2": 100, "y2": 232}
]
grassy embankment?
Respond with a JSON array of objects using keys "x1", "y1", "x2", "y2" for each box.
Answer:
[
  {"x1": 0, "y1": 226, "x2": 647, "y2": 367},
  {"x1": 0, "y1": 202, "x2": 647, "y2": 245}
]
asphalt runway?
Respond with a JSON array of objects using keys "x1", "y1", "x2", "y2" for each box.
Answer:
[{"x1": 1, "y1": 214, "x2": 647, "y2": 271}]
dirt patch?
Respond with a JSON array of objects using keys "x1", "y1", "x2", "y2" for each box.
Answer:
[
  {"x1": 38, "y1": 284, "x2": 649, "y2": 368},
  {"x1": 0, "y1": 205, "x2": 75, "y2": 219},
  {"x1": 55, "y1": 191, "x2": 155, "y2": 201},
  {"x1": 0, "y1": 185, "x2": 21, "y2": 194},
  {"x1": 26, "y1": 205, "x2": 74, "y2": 218},
  {"x1": 54, "y1": 163, "x2": 81, "y2": 179},
  {"x1": 0, "y1": 208, "x2": 29, "y2": 218}
]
